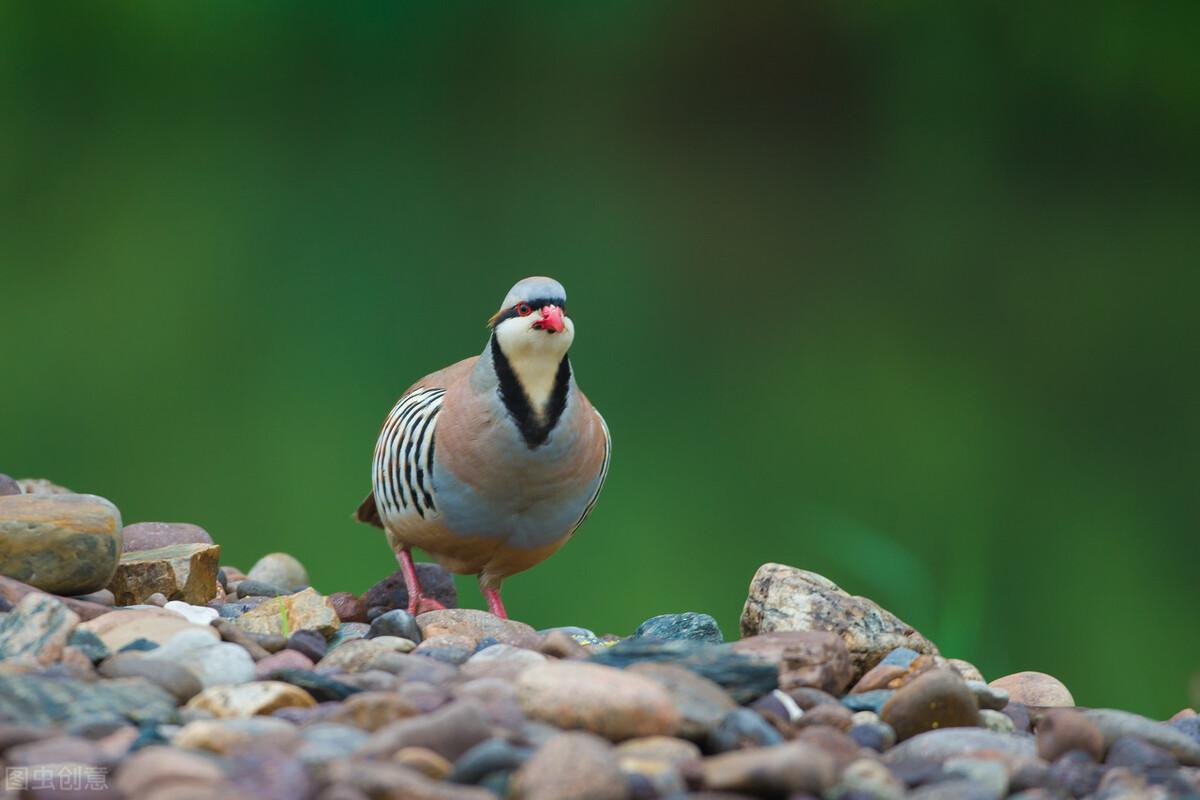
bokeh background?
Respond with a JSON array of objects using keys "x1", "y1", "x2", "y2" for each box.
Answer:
[{"x1": 3, "y1": 3, "x2": 1198, "y2": 717}]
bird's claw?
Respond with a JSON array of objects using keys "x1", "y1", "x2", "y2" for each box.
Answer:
[{"x1": 407, "y1": 595, "x2": 447, "y2": 616}]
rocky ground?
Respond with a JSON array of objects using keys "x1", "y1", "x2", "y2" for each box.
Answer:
[{"x1": 1, "y1": 478, "x2": 1198, "y2": 800}]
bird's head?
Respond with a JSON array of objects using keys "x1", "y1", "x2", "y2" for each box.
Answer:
[{"x1": 488, "y1": 276, "x2": 574, "y2": 361}]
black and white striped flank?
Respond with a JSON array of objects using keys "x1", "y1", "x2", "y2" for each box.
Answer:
[{"x1": 372, "y1": 387, "x2": 445, "y2": 521}]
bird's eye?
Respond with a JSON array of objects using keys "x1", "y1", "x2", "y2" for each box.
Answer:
[{"x1": 516, "y1": 303, "x2": 533, "y2": 317}]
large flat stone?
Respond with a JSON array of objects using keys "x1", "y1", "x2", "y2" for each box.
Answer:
[
  {"x1": 106, "y1": 543, "x2": 221, "y2": 605},
  {"x1": 0, "y1": 494, "x2": 123, "y2": 595}
]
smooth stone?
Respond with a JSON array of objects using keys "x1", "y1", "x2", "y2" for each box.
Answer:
[
  {"x1": 286, "y1": 628, "x2": 327, "y2": 661},
  {"x1": 364, "y1": 564, "x2": 457, "y2": 617},
  {"x1": 415, "y1": 634, "x2": 476, "y2": 665},
  {"x1": 246, "y1": 552, "x2": 310, "y2": 591},
  {"x1": 881, "y1": 647, "x2": 921, "y2": 667},
  {"x1": 328, "y1": 591, "x2": 368, "y2": 624},
  {"x1": 948, "y1": 658, "x2": 985, "y2": 683},
  {"x1": 510, "y1": 731, "x2": 628, "y2": 800},
  {"x1": 1046, "y1": 749, "x2": 1106, "y2": 797},
  {"x1": 0, "y1": 493, "x2": 123, "y2": 595},
  {"x1": 1085, "y1": 708, "x2": 1200, "y2": 766},
  {"x1": 1106, "y1": 735, "x2": 1178, "y2": 769},
  {"x1": 538, "y1": 630, "x2": 591, "y2": 659},
  {"x1": 144, "y1": 628, "x2": 256, "y2": 687},
  {"x1": 233, "y1": 587, "x2": 340, "y2": 638},
  {"x1": 628, "y1": 661, "x2": 737, "y2": 740},
  {"x1": 328, "y1": 622, "x2": 371, "y2": 651},
  {"x1": 795, "y1": 701, "x2": 855, "y2": 733},
  {"x1": 121, "y1": 522, "x2": 213, "y2": 552},
  {"x1": 99, "y1": 652, "x2": 204, "y2": 702},
  {"x1": 751, "y1": 689, "x2": 804, "y2": 729},
  {"x1": 368, "y1": 609, "x2": 423, "y2": 643},
  {"x1": 708, "y1": 707, "x2": 784, "y2": 752},
  {"x1": 0, "y1": 575, "x2": 113, "y2": 621},
  {"x1": 106, "y1": 543, "x2": 221, "y2": 605},
  {"x1": 370, "y1": 635, "x2": 417, "y2": 653},
  {"x1": 317, "y1": 638, "x2": 410, "y2": 673},
  {"x1": 294, "y1": 722, "x2": 370, "y2": 765},
  {"x1": 517, "y1": 660, "x2": 682, "y2": 741},
  {"x1": 740, "y1": 563, "x2": 939, "y2": 672},
  {"x1": 884, "y1": 728, "x2": 1037, "y2": 765},
  {"x1": 145, "y1": 592, "x2": 168, "y2": 606},
  {"x1": 78, "y1": 608, "x2": 220, "y2": 651},
  {"x1": 185, "y1": 680, "x2": 317, "y2": 718},
  {"x1": 172, "y1": 716, "x2": 300, "y2": 754},
  {"x1": 450, "y1": 738, "x2": 534, "y2": 784},
  {"x1": 395, "y1": 745, "x2": 454, "y2": 780},
  {"x1": 0, "y1": 674, "x2": 177, "y2": 727},
  {"x1": 462, "y1": 643, "x2": 546, "y2": 679},
  {"x1": 417, "y1": 608, "x2": 539, "y2": 648},
  {"x1": 778, "y1": 630, "x2": 856, "y2": 696},
  {"x1": 0, "y1": 474, "x2": 21, "y2": 495},
  {"x1": 700, "y1": 741, "x2": 836, "y2": 796},
  {"x1": 326, "y1": 759, "x2": 493, "y2": 800},
  {"x1": 616, "y1": 735, "x2": 701, "y2": 768},
  {"x1": 162, "y1": 600, "x2": 219, "y2": 626},
  {"x1": 979, "y1": 708, "x2": 1016, "y2": 734},
  {"x1": 836, "y1": 757, "x2": 907, "y2": 800},
  {"x1": 269, "y1": 668, "x2": 362, "y2": 702},
  {"x1": 634, "y1": 612, "x2": 723, "y2": 643},
  {"x1": 843, "y1": 690, "x2": 895, "y2": 714},
  {"x1": 72, "y1": 588, "x2": 115, "y2": 606},
  {"x1": 881, "y1": 669, "x2": 979, "y2": 741},
  {"x1": 989, "y1": 671, "x2": 1074, "y2": 708},
  {"x1": 590, "y1": 638, "x2": 778, "y2": 704},
  {"x1": 357, "y1": 700, "x2": 493, "y2": 761},
  {"x1": 0, "y1": 592, "x2": 79, "y2": 664},
  {"x1": 326, "y1": 690, "x2": 420, "y2": 731},
  {"x1": 944, "y1": 756, "x2": 1009, "y2": 798},
  {"x1": 235, "y1": 578, "x2": 286, "y2": 597},
  {"x1": 850, "y1": 721, "x2": 897, "y2": 752},
  {"x1": 966, "y1": 680, "x2": 1008, "y2": 711},
  {"x1": 254, "y1": 648, "x2": 315, "y2": 679},
  {"x1": 66, "y1": 628, "x2": 110, "y2": 662},
  {"x1": 114, "y1": 745, "x2": 230, "y2": 797},
  {"x1": 214, "y1": 619, "x2": 272, "y2": 660}
]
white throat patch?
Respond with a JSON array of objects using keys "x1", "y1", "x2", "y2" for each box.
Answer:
[{"x1": 493, "y1": 315, "x2": 575, "y2": 415}]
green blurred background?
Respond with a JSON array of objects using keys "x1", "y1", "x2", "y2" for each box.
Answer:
[{"x1": 3, "y1": 3, "x2": 1197, "y2": 716}]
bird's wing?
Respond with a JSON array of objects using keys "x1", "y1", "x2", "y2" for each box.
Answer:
[
  {"x1": 567, "y1": 408, "x2": 611, "y2": 536},
  {"x1": 354, "y1": 357, "x2": 478, "y2": 529}
]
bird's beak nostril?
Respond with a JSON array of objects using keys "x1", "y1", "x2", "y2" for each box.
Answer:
[{"x1": 539, "y1": 305, "x2": 565, "y2": 334}]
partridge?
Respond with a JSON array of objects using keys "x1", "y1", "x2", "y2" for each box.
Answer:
[{"x1": 355, "y1": 277, "x2": 610, "y2": 618}]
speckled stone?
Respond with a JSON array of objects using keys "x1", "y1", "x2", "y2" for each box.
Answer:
[
  {"x1": 233, "y1": 587, "x2": 339, "y2": 638},
  {"x1": 0, "y1": 494, "x2": 123, "y2": 595},
  {"x1": 185, "y1": 680, "x2": 317, "y2": 718},
  {"x1": 0, "y1": 593, "x2": 79, "y2": 665},
  {"x1": 634, "y1": 612, "x2": 724, "y2": 643}
]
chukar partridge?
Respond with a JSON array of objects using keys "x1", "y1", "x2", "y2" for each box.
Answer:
[{"x1": 355, "y1": 277, "x2": 610, "y2": 618}]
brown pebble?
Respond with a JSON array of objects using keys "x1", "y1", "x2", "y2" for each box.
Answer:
[
  {"x1": 394, "y1": 746, "x2": 453, "y2": 780},
  {"x1": 989, "y1": 671, "x2": 1074, "y2": 708},
  {"x1": 795, "y1": 702, "x2": 854, "y2": 732},
  {"x1": 329, "y1": 591, "x2": 367, "y2": 623},
  {"x1": 539, "y1": 630, "x2": 589, "y2": 659},
  {"x1": 1037, "y1": 708, "x2": 1105, "y2": 762},
  {"x1": 511, "y1": 731, "x2": 628, "y2": 800},
  {"x1": 881, "y1": 668, "x2": 979, "y2": 741},
  {"x1": 214, "y1": 620, "x2": 272, "y2": 661}
]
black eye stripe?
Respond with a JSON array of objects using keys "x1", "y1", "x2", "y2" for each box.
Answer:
[{"x1": 492, "y1": 297, "x2": 567, "y2": 327}]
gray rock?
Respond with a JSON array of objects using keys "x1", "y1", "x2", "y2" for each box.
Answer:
[
  {"x1": 0, "y1": 674, "x2": 177, "y2": 727},
  {"x1": 286, "y1": 629, "x2": 327, "y2": 662},
  {"x1": 1085, "y1": 708, "x2": 1200, "y2": 766},
  {"x1": 1105, "y1": 735, "x2": 1178, "y2": 769},
  {"x1": 144, "y1": 627, "x2": 256, "y2": 687},
  {"x1": 450, "y1": 738, "x2": 534, "y2": 784},
  {"x1": 0, "y1": 474, "x2": 21, "y2": 496},
  {"x1": 589, "y1": 638, "x2": 777, "y2": 704},
  {"x1": 357, "y1": 700, "x2": 493, "y2": 761},
  {"x1": 293, "y1": 722, "x2": 370, "y2": 765},
  {"x1": 740, "y1": 563, "x2": 938, "y2": 672},
  {"x1": 367, "y1": 609, "x2": 422, "y2": 643},
  {"x1": 236, "y1": 579, "x2": 286, "y2": 598},
  {"x1": 510, "y1": 731, "x2": 627, "y2": 800},
  {"x1": 327, "y1": 622, "x2": 371, "y2": 651},
  {"x1": 99, "y1": 652, "x2": 204, "y2": 702},
  {"x1": 966, "y1": 680, "x2": 1009, "y2": 711},
  {"x1": 884, "y1": 728, "x2": 1036, "y2": 765},
  {"x1": 700, "y1": 741, "x2": 836, "y2": 796},
  {"x1": 842, "y1": 690, "x2": 894, "y2": 714},
  {"x1": 634, "y1": 612, "x2": 723, "y2": 643},
  {"x1": 0, "y1": 592, "x2": 80, "y2": 664},
  {"x1": 246, "y1": 552, "x2": 309, "y2": 591},
  {"x1": 628, "y1": 661, "x2": 737, "y2": 740},
  {"x1": 121, "y1": 522, "x2": 213, "y2": 552},
  {"x1": 0, "y1": 493, "x2": 123, "y2": 595},
  {"x1": 708, "y1": 707, "x2": 784, "y2": 752}
]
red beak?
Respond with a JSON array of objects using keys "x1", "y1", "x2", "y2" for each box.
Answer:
[{"x1": 534, "y1": 304, "x2": 565, "y2": 333}]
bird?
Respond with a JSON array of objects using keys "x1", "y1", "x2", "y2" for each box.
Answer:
[{"x1": 354, "y1": 276, "x2": 610, "y2": 619}]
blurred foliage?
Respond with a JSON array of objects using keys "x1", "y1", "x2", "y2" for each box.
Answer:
[{"x1": 2, "y1": 3, "x2": 1198, "y2": 716}]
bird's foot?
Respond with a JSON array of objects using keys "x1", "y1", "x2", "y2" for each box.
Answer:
[
  {"x1": 483, "y1": 587, "x2": 508, "y2": 619},
  {"x1": 407, "y1": 594, "x2": 447, "y2": 616}
]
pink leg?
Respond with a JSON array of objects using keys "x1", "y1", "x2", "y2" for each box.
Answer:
[
  {"x1": 396, "y1": 548, "x2": 446, "y2": 616},
  {"x1": 483, "y1": 586, "x2": 507, "y2": 619}
]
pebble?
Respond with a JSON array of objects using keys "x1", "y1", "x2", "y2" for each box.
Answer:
[
  {"x1": 699, "y1": 741, "x2": 836, "y2": 796},
  {"x1": 395, "y1": 745, "x2": 454, "y2": 780},
  {"x1": 707, "y1": 707, "x2": 784, "y2": 752},
  {"x1": 881, "y1": 668, "x2": 979, "y2": 741},
  {"x1": 850, "y1": 721, "x2": 897, "y2": 751},
  {"x1": 370, "y1": 634, "x2": 417, "y2": 653},
  {"x1": 246, "y1": 552, "x2": 310, "y2": 591},
  {"x1": 358, "y1": 700, "x2": 493, "y2": 761},
  {"x1": 795, "y1": 700, "x2": 855, "y2": 732},
  {"x1": 99, "y1": 652, "x2": 204, "y2": 702},
  {"x1": 121, "y1": 521, "x2": 213, "y2": 552},
  {"x1": 363, "y1": 564, "x2": 457, "y2": 618},
  {"x1": 947, "y1": 657, "x2": 985, "y2": 682},
  {"x1": 416, "y1": 634, "x2": 476, "y2": 665},
  {"x1": 1085, "y1": 708, "x2": 1200, "y2": 766},
  {"x1": 462, "y1": 642, "x2": 546, "y2": 679},
  {"x1": 0, "y1": 493, "x2": 123, "y2": 595},
  {"x1": 108, "y1": 542, "x2": 222, "y2": 605},
  {"x1": 989, "y1": 671, "x2": 1074, "y2": 708},
  {"x1": 842, "y1": 689, "x2": 895, "y2": 714},
  {"x1": 634, "y1": 611, "x2": 723, "y2": 643},
  {"x1": 327, "y1": 621, "x2": 371, "y2": 651},
  {"x1": 966, "y1": 680, "x2": 1009, "y2": 710},
  {"x1": 0, "y1": 473, "x2": 21, "y2": 495},
  {"x1": 254, "y1": 648, "x2": 315, "y2": 679},
  {"x1": 294, "y1": 722, "x2": 371, "y2": 765},
  {"x1": 835, "y1": 757, "x2": 906, "y2": 800},
  {"x1": 145, "y1": 628, "x2": 256, "y2": 687},
  {"x1": 1047, "y1": 749, "x2": 1106, "y2": 797},
  {"x1": 66, "y1": 628, "x2": 110, "y2": 662},
  {"x1": 185, "y1": 680, "x2": 317, "y2": 718},
  {"x1": 114, "y1": 745, "x2": 231, "y2": 797},
  {"x1": 78, "y1": 608, "x2": 220, "y2": 651},
  {"x1": 516, "y1": 660, "x2": 682, "y2": 741},
  {"x1": 0, "y1": 592, "x2": 80, "y2": 664},
  {"x1": 236, "y1": 578, "x2": 287, "y2": 597},
  {"x1": 327, "y1": 759, "x2": 493, "y2": 800},
  {"x1": 365, "y1": 608, "x2": 421, "y2": 642},
  {"x1": 590, "y1": 638, "x2": 778, "y2": 704},
  {"x1": 326, "y1": 690, "x2": 420, "y2": 731},
  {"x1": 883, "y1": 728, "x2": 1037, "y2": 765},
  {"x1": 215, "y1": 619, "x2": 273, "y2": 660},
  {"x1": 328, "y1": 591, "x2": 368, "y2": 623},
  {"x1": 510, "y1": 731, "x2": 628, "y2": 800},
  {"x1": 627, "y1": 661, "x2": 736, "y2": 740},
  {"x1": 451, "y1": 738, "x2": 534, "y2": 785},
  {"x1": 979, "y1": 708, "x2": 1016, "y2": 734},
  {"x1": 234, "y1": 587, "x2": 340, "y2": 638},
  {"x1": 317, "y1": 638, "x2": 409, "y2": 674},
  {"x1": 173, "y1": 716, "x2": 300, "y2": 753},
  {"x1": 417, "y1": 608, "x2": 540, "y2": 648},
  {"x1": 778, "y1": 630, "x2": 856, "y2": 696},
  {"x1": 1106, "y1": 735, "x2": 1178, "y2": 769},
  {"x1": 1036, "y1": 708, "x2": 1104, "y2": 762},
  {"x1": 0, "y1": 673, "x2": 177, "y2": 727},
  {"x1": 740, "y1": 563, "x2": 938, "y2": 671},
  {"x1": 163, "y1": 600, "x2": 220, "y2": 626}
]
